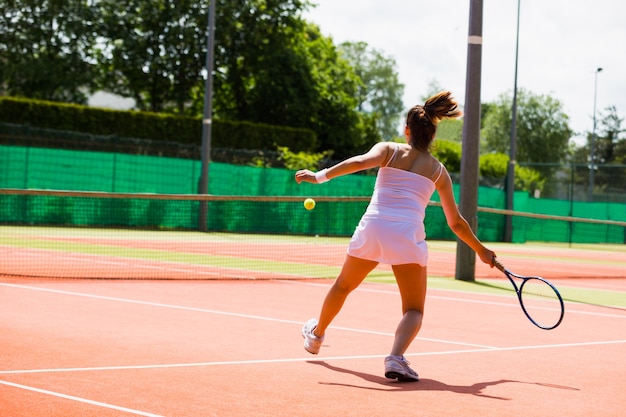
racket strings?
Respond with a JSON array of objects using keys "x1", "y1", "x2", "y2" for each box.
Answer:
[{"x1": 519, "y1": 278, "x2": 564, "y2": 329}]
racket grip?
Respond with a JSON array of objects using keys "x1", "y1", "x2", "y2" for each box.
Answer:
[{"x1": 492, "y1": 257, "x2": 506, "y2": 273}]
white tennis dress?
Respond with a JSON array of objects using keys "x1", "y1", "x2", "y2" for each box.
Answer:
[{"x1": 347, "y1": 148, "x2": 441, "y2": 266}]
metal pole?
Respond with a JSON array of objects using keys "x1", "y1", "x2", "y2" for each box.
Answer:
[
  {"x1": 198, "y1": 0, "x2": 217, "y2": 231},
  {"x1": 568, "y1": 162, "x2": 574, "y2": 246},
  {"x1": 455, "y1": 0, "x2": 483, "y2": 282},
  {"x1": 588, "y1": 67, "x2": 603, "y2": 202},
  {"x1": 504, "y1": 0, "x2": 521, "y2": 243}
]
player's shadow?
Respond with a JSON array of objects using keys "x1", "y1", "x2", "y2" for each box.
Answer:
[{"x1": 308, "y1": 360, "x2": 578, "y2": 400}]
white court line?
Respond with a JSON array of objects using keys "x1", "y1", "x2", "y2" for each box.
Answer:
[
  {"x1": 0, "y1": 282, "x2": 301, "y2": 321},
  {"x1": 291, "y1": 280, "x2": 626, "y2": 319},
  {"x1": 2, "y1": 282, "x2": 622, "y2": 415},
  {"x1": 0, "y1": 283, "x2": 492, "y2": 349},
  {"x1": 0, "y1": 379, "x2": 163, "y2": 417},
  {"x1": 1, "y1": 282, "x2": 625, "y2": 373},
  {"x1": 1, "y1": 339, "x2": 624, "y2": 376},
  {"x1": 2, "y1": 281, "x2": 623, "y2": 349}
]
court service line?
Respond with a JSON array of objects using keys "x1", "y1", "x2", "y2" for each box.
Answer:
[
  {"x1": 0, "y1": 379, "x2": 163, "y2": 417},
  {"x1": 0, "y1": 282, "x2": 301, "y2": 322},
  {"x1": 1, "y1": 339, "x2": 624, "y2": 376},
  {"x1": 291, "y1": 280, "x2": 626, "y2": 319},
  {"x1": 0, "y1": 283, "x2": 494, "y2": 350}
]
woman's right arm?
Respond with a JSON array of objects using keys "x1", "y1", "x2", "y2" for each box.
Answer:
[
  {"x1": 435, "y1": 167, "x2": 495, "y2": 266},
  {"x1": 295, "y1": 142, "x2": 390, "y2": 184}
]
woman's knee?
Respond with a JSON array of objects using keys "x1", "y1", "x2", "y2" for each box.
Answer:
[
  {"x1": 332, "y1": 276, "x2": 358, "y2": 294},
  {"x1": 403, "y1": 307, "x2": 424, "y2": 317}
]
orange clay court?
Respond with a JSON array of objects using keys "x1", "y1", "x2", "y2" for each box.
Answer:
[{"x1": 1, "y1": 241, "x2": 625, "y2": 417}]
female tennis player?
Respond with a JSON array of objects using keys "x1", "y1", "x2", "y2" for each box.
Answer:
[{"x1": 295, "y1": 91, "x2": 496, "y2": 382}]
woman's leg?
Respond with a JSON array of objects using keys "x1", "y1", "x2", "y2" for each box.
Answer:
[
  {"x1": 313, "y1": 254, "x2": 378, "y2": 338},
  {"x1": 389, "y1": 263, "x2": 427, "y2": 356}
]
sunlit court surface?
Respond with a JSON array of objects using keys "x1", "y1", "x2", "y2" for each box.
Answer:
[{"x1": 1, "y1": 239, "x2": 625, "y2": 417}]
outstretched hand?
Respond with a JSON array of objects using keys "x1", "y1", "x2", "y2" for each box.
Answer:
[{"x1": 295, "y1": 169, "x2": 317, "y2": 184}]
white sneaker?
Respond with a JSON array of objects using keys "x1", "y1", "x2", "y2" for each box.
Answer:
[
  {"x1": 384, "y1": 355, "x2": 419, "y2": 382},
  {"x1": 301, "y1": 318, "x2": 324, "y2": 354}
]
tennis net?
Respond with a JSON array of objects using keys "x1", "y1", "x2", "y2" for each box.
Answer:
[
  {"x1": 1, "y1": 189, "x2": 624, "y2": 280},
  {"x1": 0, "y1": 189, "x2": 368, "y2": 280}
]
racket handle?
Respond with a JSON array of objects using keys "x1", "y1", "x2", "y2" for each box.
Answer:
[{"x1": 492, "y1": 256, "x2": 506, "y2": 273}]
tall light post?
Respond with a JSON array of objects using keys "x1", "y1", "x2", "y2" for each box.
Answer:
[
  {"x1": 455, "y1": 0, "x2": 483, "y2": 282},
  {"x1": 588, "y1": 67, "x2": 603, "y2": 202},
  {"x1": 504, "y1": 0, "x2": 521, "y2": 243},
  {"x1": 198, "y1": 1, "x2": 217, "y2": 231}
]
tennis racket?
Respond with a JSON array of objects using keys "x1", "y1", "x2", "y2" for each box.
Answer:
[{"x1": 492, "y1": 257, "x2": 564, "y2": 330}]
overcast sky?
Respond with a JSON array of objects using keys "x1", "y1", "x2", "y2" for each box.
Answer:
[{"x1": 303, "y1": 0, "x2": 626, "y2": 145}]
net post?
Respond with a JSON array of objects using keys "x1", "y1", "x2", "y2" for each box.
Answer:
[{"x1": 455, "y1": 0, "x2": 483, "y2": 282}]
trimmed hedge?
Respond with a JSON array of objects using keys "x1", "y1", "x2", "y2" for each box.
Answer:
[{"x1": 0, "y1": 96, "x2": 318, "y2": 152}]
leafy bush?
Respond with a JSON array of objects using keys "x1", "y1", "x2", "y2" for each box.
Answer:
[
  {"x1": 0, "y1": 96, "x2": 317, "y2": 152},
  {"x1": 479, "y1": 153, "x2": 508, "y2": 177},
  {"x1": 432, "y1": 139, "x2": 461, "y2": 172},
  {"x1": 516, "y1": 166, "x2": 545, "y2": 193},
  {"x1": 479, "y1": 152, "x2": 545, "y2": 192},
  {"x1": 277, "y1": 146, "x2": 333, "y2": 171}
]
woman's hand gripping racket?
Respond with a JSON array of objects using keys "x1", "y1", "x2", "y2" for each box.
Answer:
[{"x1": 492, "y1": 257, "x2": 564, "y2": 330}]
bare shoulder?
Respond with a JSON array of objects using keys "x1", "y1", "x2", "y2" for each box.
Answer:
[
  {"x1": 419, "y1": 152, "x2": 441, "y2": 171},
  {"x1": 430, "y1": 154, "x2": 447, "y2": 170},
  {"x1": 379, "y1": 141, "x2": 403, "y2": 151},
  {"x1": 373, "y1": 141, "x2": 403, "y2": 161},
  {"x1": 431, "y1": 155, "x2": 452, "y2": 187},
  {"x1": 370, "y1": 141, "x2": 397, "y2": 158},
  {"x1": 392, "y1": 142, "x2": 412, "y2": 157}
]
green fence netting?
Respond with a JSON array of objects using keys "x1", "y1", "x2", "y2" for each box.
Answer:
[{"x1": 1, "y1": 145, "x2": 624, "y2": 243}]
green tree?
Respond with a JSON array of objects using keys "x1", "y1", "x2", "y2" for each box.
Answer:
[
  {"x1": 95, "y1": 0, "x2": 210, "y2": 113},
  {"x1": 210, "y1": 12, "x2": 374, "y2": 158},
  {"x1": 482, "y1": 89, "x2": 574, "y2": 167},
  {"x1": 571, "y1": 106, "x2": 626, "y2": 197},
  {"x1": 210, "y1": 0, "x2": 312, "y2": 123},
  {"x1": 338, "y1": 41, "x2": 405, "y2": 140},
  {"x1": 593, "y1": 106, "x2": 625, "y2": 165},
  {"x1": 302, "y1": 27, "x2": 376, "y2": 157},
  {"x1": 0, "y1": 0, "x2": 98, "y2": 103},
  {"x1": 2, "y1": 0, "x2": 378, "y2": 158}
]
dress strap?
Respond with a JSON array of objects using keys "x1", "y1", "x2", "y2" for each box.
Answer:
[
  {"x1": 384, "y1": 144, "x2": 399, "y2": 167},
  {"x1": 432, "y1": 162, "x2": 444, "y2": 183}
]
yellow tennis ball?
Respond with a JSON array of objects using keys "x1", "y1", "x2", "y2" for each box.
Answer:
[{"x1": 304, "y1": 198, "x2": 316, "y2": 210}]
